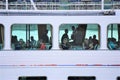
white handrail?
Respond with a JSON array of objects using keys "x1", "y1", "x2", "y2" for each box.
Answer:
[
  {"x1": 0, "y1": 0, "x2": 119, "y2": 10},
  {"x1": 30, "y1": 0, "x2": 37, "y2": 10},
  {"x1": 6, "y1": 0, "x2": 8, "y2": 10}
]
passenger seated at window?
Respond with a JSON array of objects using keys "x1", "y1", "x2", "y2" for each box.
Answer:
[
  {"x1": 14, "y1": 38, "x2": 25, "y2": 50},
  {"x1": 108, "y1": 38, "x2": 118, "y2": 50},
  {"x1": 26, "y1": 40, "x2": 31, "y2": 49},
  {"x1": 40, "y1": 42, "x2": 46, "y2": 50},
  {"x1": 92, "y1": 35, "x2": 99, "y2": 49},
  {"x1": 30, "y1": 36, "x2": 37, "y2": 49},
  {"x1": 37, "y1": 39, "x2": 46, "y2": 50},
  {"x1": 61, "y1": 29, "x2": 69, "y2": 44},
  {"x1": 83, "y1": 37, "x2": 94, "y2": 50},
  {"x1": 15, "y1": 43, "x2": 21, "y2": 50},
  {"x1": 18, "y1": 38, "x2": 25, "y2": 49},
  {"x1": 61, "y1": 38, "x2": 71, "y2": 50},
  {"x1": 37, "y1": 39, "x2": 52, "y2": 50},
  {"x1": 11, "y1": 35, "x2": 18, "y2": 45},
  {"x1": 11, "y1": 35, "x2": 19, "y2": 50}
]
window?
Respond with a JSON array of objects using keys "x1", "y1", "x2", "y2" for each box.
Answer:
[
  {"x1": 107, "y1": 24, "x2": 120, "y2": 50},
  {"x1": 11, "y1": 24, "x2": 52, "y2": 50},
  {"x1": 59, "y1": 24, "x2": 100, "y2": 50},
  {"x1": 0, "y1": 24, "x2": 4, "y2": 50},
  {"x1": 19, "y1": 76, "x2": 47, "y2": 80},
  {"x1": 68, "y1": 76, "x2": 96, "y2": 80},
  {"x1": 117, "y1": 77, "x2": 120, "y2": 80}
]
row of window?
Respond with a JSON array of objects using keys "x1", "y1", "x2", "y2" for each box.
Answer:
[
  {"x1": 0, "y1": 23, "x2": 120, "y2": 50},
  {"x1": 19, "y1": 76, "x2": 120, "y2": 80}
]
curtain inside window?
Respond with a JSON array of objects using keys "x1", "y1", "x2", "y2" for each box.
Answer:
[{"x1": 38, "y1": 24, "x2": 47, "y2": 40}]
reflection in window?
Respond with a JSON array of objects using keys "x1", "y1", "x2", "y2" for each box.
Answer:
[
  {"x1": 0, "y1": 24, "x2": 4, "y2": 50},
  {"x1": 19, "y1": 76, "x2": 47, "y2": 80},
  {"x1": 68, "y1": 76, "x2": 96, "y2": 80},
  {"x1": 11, "y1": 24, "x2": 52, "y2": 50},
  {"x1": 107, "y1": 24, "x2": 120, "y2": 50},
  {"x1": 59, "y1": 24, "x2": 100, "y2": 50}
]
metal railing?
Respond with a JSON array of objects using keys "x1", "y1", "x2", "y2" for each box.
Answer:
[{"x1": 0, "y1": 0, "x2": 119, "y2": 10}]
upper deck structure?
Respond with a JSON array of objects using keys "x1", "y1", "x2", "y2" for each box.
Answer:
[{"x1": 0, "y1": 0, "x2": 120, "y2": 16}]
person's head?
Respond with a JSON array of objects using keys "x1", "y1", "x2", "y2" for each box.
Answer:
[
  {"x1": 89, "y1": 36, "x2": 93, "y2": 43},
  {"x1": 93, "y1": 35, "x2": 96, "y2": 39},
  {"x1": 89, "y1": 36, "x2": 92, "y2": 40},
  {"x1": 19, "y1": 39, "x2": 24, "y2": 44},
  {"x1": 19, "y1": 39, "x2": 23, "y2": 42},
  {"x1": 65, "y1": 29, "x2": 68, "y2": 34},
  {"x1": 14, "y1": 36, "x2": 17, "y2": 40},
  {"x1": 31, "y1": 36, "x2": 34, "y2": 40},
  {"x1": 72, "y1": 26, "x2": 75, "y2": 31}
]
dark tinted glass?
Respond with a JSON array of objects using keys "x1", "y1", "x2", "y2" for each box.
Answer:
[
  {"x1": 19, "y1": 76, "x2": 47, "y2": 80},
  {"x1": 117, "y1": 77, "x2": 120, "y2": 80},
  {"x1": 68, "y1": 76, "x2": 96, "y2": 80}
]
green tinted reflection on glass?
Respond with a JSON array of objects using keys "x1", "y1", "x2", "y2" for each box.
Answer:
[
  {"x1": 11, "y1": 24, "x2": 52, "y2": 50},
  {"x1": 59, "y1": 24, "x2": 100, "y2": 50}
]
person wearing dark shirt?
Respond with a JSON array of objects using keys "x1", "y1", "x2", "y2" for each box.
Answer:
[
  {"x1": 61, "y1": 29, "x2": 69, "y2": 44},
  {"x1": 71, "y1": 26, "x2": 76, "y2": 40},
  {"x1": 61, "y1": 38, "x2": 70, "y2": 50},
  {"x1": 30, "y1": 36, "x2": 36, "y2": 49},
  {"x1": 92, "y1": 35, "x2": 99, "y2": 49}
]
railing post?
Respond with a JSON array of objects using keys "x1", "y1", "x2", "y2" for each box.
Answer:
[
  {"x1": 6, "y1": 0, "x2": 8, "y2": 10},
  {"x1": 30, "y1": 0, "x2": 37, "y2": 10},
  {"x1": 101, "y1": 0, "x2": 104, "y2": 10}
]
